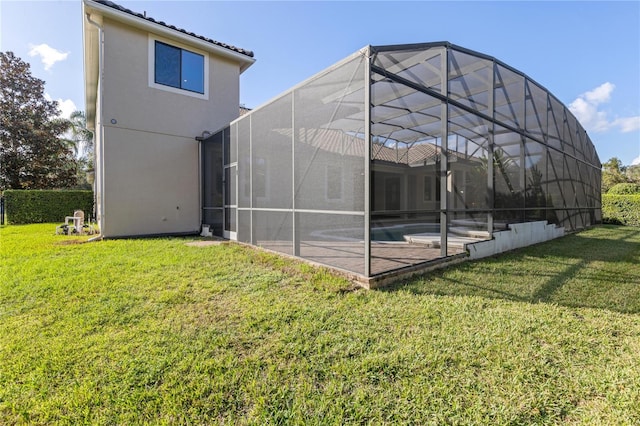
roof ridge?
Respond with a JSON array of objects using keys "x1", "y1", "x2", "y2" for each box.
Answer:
[{"x1": 92, "y1": 0, "x2": 254, "y2": 58}]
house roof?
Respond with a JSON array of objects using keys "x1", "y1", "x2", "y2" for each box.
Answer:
[
  {"x1": 273, "y1": 128, "x2": 470, "y2": 167},
  {"x1": 90, "y1": 0, "x2": 254, "y2": 58}
]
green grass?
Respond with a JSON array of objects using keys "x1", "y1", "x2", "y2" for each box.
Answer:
[{"x1": 1, "y1": 224, "x2": 639, "y2": 425}]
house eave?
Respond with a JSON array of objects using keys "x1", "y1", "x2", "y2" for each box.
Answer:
[
  {"x1": 82, "y1": 0, "x2": 256, "y2": 74},
  {"x1": 83, "y1": 4, "x2": 101, "y2": 131}
]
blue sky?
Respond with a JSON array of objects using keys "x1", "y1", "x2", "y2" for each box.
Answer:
[{"x1": 1, "y1": 0, "x2": 639, "y2": 165}]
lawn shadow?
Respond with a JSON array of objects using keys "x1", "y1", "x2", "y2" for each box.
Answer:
[{"x1": 381, "y1": 226, "x2": 640, "y2": 314}]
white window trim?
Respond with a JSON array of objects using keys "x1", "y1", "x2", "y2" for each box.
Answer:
[{"x1": 148, "y1": 34, "x2": 209, "y2": 100}]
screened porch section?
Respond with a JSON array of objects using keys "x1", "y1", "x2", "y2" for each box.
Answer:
[{"x1": 201, "y1": 42, "x2": 601, "y2": 279}]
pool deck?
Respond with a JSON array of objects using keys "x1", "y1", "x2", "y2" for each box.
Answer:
[{"x1": 254, "y1": 237, "x2": 472, "y2": 278}]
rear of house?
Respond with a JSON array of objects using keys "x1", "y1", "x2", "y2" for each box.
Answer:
[{"x1": 83, "y1": 1, "x2": 601, "y2": 285}]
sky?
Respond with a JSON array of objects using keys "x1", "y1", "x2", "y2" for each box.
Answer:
[{"x1": 1, "y1": 0, "x2": 639, "y2": 166}]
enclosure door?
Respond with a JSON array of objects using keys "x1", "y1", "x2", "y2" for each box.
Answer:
[{"x1": 201, "y1": 138, "x2": 223, "y2": 236}]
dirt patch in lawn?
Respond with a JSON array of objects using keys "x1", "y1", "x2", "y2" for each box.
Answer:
[
  {"x1": 55, "y1": 239, "x2": 88, "y2": 245},
  {"x1": 185, "y1": 240, "x2": 227, "y2": 247}
]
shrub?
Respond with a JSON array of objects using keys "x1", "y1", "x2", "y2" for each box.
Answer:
[
  {"x1": 608, "y1": 183, "x2": 640, "y2": 195},
  {"x1": 602, "y1": 194, "x2": 640, "y2": 226},
  {"x1": 3, "y1": 190, "x2": 93, "y2": 224}
]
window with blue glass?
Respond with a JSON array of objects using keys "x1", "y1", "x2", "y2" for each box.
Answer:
[{"x1": 154, "y1": 41, "x2": 204, "y2": 94}]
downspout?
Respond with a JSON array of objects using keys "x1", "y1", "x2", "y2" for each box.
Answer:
[
  {"x1": 86, "y1": 12, "x2": 105, "y2": 240},
  {"x1": 198, "y1": 138, "x2": 202, "y2": 229}
]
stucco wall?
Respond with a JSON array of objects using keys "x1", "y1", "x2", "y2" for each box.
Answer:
[
  {"x1": 102, "y1": 126, "x2": 199, "y2": 237},
  {"x1": 98, "y1": 18, "x2": 242, "y2": 237}
]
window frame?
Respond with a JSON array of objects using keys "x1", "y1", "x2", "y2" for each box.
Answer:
[{"x1": 148, "y1": 36, "x2": 209, "y2": 100}]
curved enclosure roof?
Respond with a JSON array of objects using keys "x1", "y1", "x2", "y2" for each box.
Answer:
[
  {"x1": 370, "y1": 42, "x2": 601, "y2": 169},
  {"x1": 368, "y1": 42, "x2": 600, "y2": 169}
]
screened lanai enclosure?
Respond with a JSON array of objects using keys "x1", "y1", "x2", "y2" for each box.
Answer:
[{"x1": 201, "y1": 42, "x2": 601, "y2": 280}]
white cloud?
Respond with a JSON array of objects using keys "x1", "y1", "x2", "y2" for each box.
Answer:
[
  {"x1": 569, "y1": 82, "x2": 640, "y2": 134},
  {"x1": 632, "y1": 156, "x2": 640, "y2": 166},
  {"x1": 45, "y1": 93, "x2": 77, "y2": 119},
  {"x1": 28, "y1": 43, "x2": 69, "y2": 71},
  {"x1": 569, "y1": 96, "x2": 610, "y2": 132},
  {"x1": 583, "y1": 82, "x2": 615, "y2": 104},
  {"x1": 612, "y1": 116, "x2": 640, "y2": 133},
  {"x1": 57, "y1": 99, "x2": 77, "y2": 119}
]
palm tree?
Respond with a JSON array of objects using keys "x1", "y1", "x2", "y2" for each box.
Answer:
[
  {"x1": 68, "y1": 110, "x2": 94, "y2": 165},
  {"x1": 63, "y1": 110, "x2": 94, "y2": 189}
]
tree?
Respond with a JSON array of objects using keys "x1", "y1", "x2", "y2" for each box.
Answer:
[
  {"x1": 0, "y1": 51, "x2": 78, "y2": 190},
  {"x1": 64, "y1": 110, "x2": 94, "y2": 189},
  {"x1": 601, "y1": 157, "x2": 629, "y2": 193},
  {"x1": 626, "y1": 164, "x2": 640, "y2": 184},
  {"x1": 67, "y1": 110, "x2": 93, "y2": 164}
]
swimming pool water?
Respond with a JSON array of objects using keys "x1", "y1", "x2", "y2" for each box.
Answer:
[{"x1": 370, "y1": 224, "x2": 440, "y2": 241}]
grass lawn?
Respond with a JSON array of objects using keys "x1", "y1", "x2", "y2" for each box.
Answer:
[{"x1": 1, "y1": 224, "x2": 639, "y2": 424}]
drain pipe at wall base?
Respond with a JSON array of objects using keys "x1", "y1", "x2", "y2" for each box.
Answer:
[
  {"x1": 195, "y1": 130, "x2": 212, "y2": 233},
  {"x1": 85, "y1": 11, "x2": 105, "y2": 241}
]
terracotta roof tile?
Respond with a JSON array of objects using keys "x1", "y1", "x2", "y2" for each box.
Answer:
[
  {"x1": 92, "y1": 0, "x2": 254, "y2": 58},
  {"x1": 273, "y1": 128, "x2": 460, "y2": 165}
]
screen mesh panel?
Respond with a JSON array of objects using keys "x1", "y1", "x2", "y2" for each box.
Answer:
[
  {"x1": 253, "y1": 210, "x2": 293, "y2": 255},
  {"x1": 493, "y1": 124, "x2": 524, "y2": 214},
  {"x1": 564, "y1": 156, "x2": 578, "y2": 208},
  {"x1": 297, "y1": 212, "x2": 365, "y2": 275},
  {"x1": 495, "y1": 64, "x2": 524, "y2": 130},
  {"x1": 374, "y1": 47, "x2": 443, "y2": 92},
  {"x1": 225, "y1": 207, "x2": 236, "y2": 233},
  {"x1": 252, "y1": 93, "x2": 293, "y2": 210},
  {"x1": 525, "y1": 81, "x2": 548, "y2": 140},
  {"x1": 202, "y1": 132, "x2": 223, "y2": 235},
  {"x1": 448, "y1": 49, "x2": 491, "y2": 116},
  {"x1": 547, "y1": 96, "x2": 564, "y2": 151},
  {"x1": 294, "y1": 56, "x2": 366, "y2": 212},
  {"x1": 228, "y1": 123, "x2": 237, "y2": 165},
  {"x1": 225, "y1": 54, "x2": 367, "y2": 274},
  {"x1": 237, "y1": 210, "x2": 251, "y2": 243},
  {"x1": 546, "y1": 148, "x2": 566, "y2": 213},
  {"x1": 561, "y1": 110, "x2": 576, "y2": 158},
  {"x1": 525, "y1": 139, "x2": 548, "y2": 220},
  {"x1": 237, "y1": 119, "x2": 250, "y2": 208},
  {"x1": 202, "y1": 210, "x2": 222, "y2": 234},
  {"x1": 575, "y1": 161, "x2": 588, "y2": 207},
  {"x1": 448, "y1": 105, "x2": 490, "y2": 211},
  {"x1": 450, "y1": 211, "x2": 492, "y2": 235}
]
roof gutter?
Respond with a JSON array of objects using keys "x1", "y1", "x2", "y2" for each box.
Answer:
[
  {"x1": 84, "y1": 11, "x2": 106, "y2": 239},
  {"x1": 83, "y1": 0, "x2": 255, "y2": 73}
]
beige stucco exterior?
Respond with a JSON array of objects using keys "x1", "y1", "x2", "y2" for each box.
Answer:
[{"x1": 83, "y1": 0, "x2": 254, "y2": 237}]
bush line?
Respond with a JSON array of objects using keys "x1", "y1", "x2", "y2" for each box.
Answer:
[
  {"x1": 3, "y1": 190, "x2": 93, "y2": 224},
  {"x1": 602, "y1": 194, "x2": 640, "y2": 226}
]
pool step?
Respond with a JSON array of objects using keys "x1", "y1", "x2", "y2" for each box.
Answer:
[
  {"x1": 403, "y1": 233, "x2": 478, "y2": 249},
  {"x1": 404, "y1": 234, "x2": 478, "y2": 250}
]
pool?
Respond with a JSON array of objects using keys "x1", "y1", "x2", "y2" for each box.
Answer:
[
  {"x1": 371, "y1": 223, "x2": 440, "y2": 241},
  {"x1": 309, "y1": 223, "x2": 441, "y2": 242}
]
